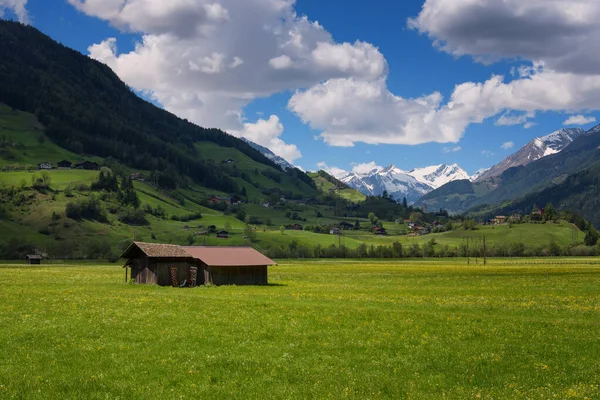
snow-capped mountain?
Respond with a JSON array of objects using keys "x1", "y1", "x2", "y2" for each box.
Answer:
[
  {"x1": 241, "y1": 138, "x2": 294, "y2": 170},
  {"x1": 475, "y1": 128, "x2": 585, "y2": 182},
  {"x1": 338, "y1": 164, "x2": 470, "y2": 203},
  {"x1": 409, "y1": 164, "x2": 471, "y2": 189}
]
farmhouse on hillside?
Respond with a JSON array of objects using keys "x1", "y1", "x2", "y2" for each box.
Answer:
[
  {"x1": 121, "y1": 242, "x2": 275, "y2": 286},
  {"x1": 57, "y1": 160, "x2": 72, "y2": 169},
  {"x1": 74, "y1": 160, "x2": 99, "y2": 170}
]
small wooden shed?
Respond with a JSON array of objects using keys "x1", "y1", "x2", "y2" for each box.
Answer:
[
  {"x1": 121, "y1": 242, "x2": 197, "y2": 286},
  {"x1": 121, "y1": 242, "x2": 276, "y2": 286},
  {"x1": 26, "y1": 255, "x2": 42, "y2": 264}
]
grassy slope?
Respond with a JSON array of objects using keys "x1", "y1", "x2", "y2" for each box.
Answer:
[
  {"x1": 277, "y1": 220, "x2": 581, "y2": 249},
  {"x1": 194, "y1": 142, "x2": 317, "y2": 201},
  {"x1": 0, "y1": 104, "x2": 99, "y2": 166},
  {"x1": 1, "y1": 260, "x2": 600, "y2": 399},
  {"x1": 308, "y1": 171, "x2": 366, "y2": 202},
  {"x1": 0, "y1": 105, "x2": 584, "y2": 254}
]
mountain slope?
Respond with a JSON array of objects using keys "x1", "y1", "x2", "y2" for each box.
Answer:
[
  {"x1": 241, "y1": 138, "x2": 294, "y2": 171},
  {"x1": 475, "y1": 128, "x2": 584, "y2": 182},
  {"x1": 339, "y1": 163, "x2": 470, "y2": 203},
  {"x1": 416, "y1": 124, "x2": 600, "y2": 215},
  {"x1": 469, "y1": 162, "x2": 600, "y2": 228},
  {"x1": 410, "y1": 164, "x2": 470, "y2": 189},
  {"x1": 0, "y1": 20, "x2": 317, "y2": 199},
  {"x1": 340, "y1": 165, "x2": 433, "y2": 203},
  {"x1": 309, "y1": 171, "x2": 366, "y2": 203}
]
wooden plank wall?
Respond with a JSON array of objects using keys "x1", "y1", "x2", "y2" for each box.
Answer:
[
  {"x1": 152, "y1": 258, "x2": 200, "y2": 286},
  {"x1": 208, "y1": 265, "x2": 268, "y2": 285}
]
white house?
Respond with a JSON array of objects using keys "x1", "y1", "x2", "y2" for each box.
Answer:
[{"x1": 38, "y1": 162, "x2": 52, "y2": 170}]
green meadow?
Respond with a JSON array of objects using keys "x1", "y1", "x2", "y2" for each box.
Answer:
[{"x1": 1, "y1": 259, "x2": 600, "y2": 399}]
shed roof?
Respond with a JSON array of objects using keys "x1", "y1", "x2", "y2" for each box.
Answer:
[
  {"x1": 26, "y1": 254, "x2": 42, "y2": 259},
  {"x1": 121, "y1": 241, "x2": 191, "y2": 259},
  {"x1": 182, "y1": 246, "x2": 276, "y2": 267}
]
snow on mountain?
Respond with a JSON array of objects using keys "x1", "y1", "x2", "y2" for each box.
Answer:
[
  {"x1": 409, "y1": 164, "x2": 470, "y2": 189},
  {"x1": 339, "y1": 163, "x2": 470, "y2": 203},
  {"x1": 475, "y1": 128, "x2": 585, "y2": 182},
  {"x1": 470, "y1": 168, "x2": 489, "y2": 182},
  {"x1": 241, "y1": 138, "x2": 294, "y2": 170}
]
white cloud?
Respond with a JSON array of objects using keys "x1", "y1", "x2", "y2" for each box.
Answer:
[
  {"x1": 75, "y1": 0, "x2": 389, "y2": 161},
  {"x1": 563, "y1": 114, "x2": 597, "y2": 126},
  {"x1": 71, "y1": 0, "x2": 600, "y2": 152},
  {"x1": 269, "y1": 55, "x2": 293, "y2": 70},
  {"x1": 501, "y1": 141, "x2": 514, "y2": 150},
  {"x1": 409, "y1": 0, "x2": 600, "y2": 75},
  {"x1": 442, "y1": 146, "x2": 461, "y2": 153},
  {"x1": 352, "y1": 161, "x2": 383, "y2": 175},
  {"x1": 495, "y1": 111, "x2": 535, "y2": 127},
  {"x1": 316, "y1": 162, "x2": 347, "y2": 178},
  {"x1": 232, "y1": 115, "x2": 301, "y2": 163},
  {"x1": 0, "y1": 0, "x2": 29, "y2": 23},
  {"x1": 290, "y1": 67, "x2": 600, "y2": 147},
  {"x1": 481, "y1": 150, "x2": 495, "y2": 157},
  {"x1": 524, "y1": 122, "x2": 536, "y2": 129}
]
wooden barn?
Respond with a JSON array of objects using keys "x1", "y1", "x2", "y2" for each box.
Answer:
[
  {"x1": 183, "y1": 246, "x2": 275, "y2": 285},
  {"x1": 121, "y1": 242, "x2": 276, "y2": 286},
  {"x1": 26, "y1": 255, "x2": 42, "y2": 264},
  {"x1": 121, "y1": 242, "x2": 197, "y2": 286}
]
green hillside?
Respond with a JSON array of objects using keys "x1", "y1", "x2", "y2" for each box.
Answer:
[
  {"x1": 416, "y1": 127, "x2": 600, "y2": 228},
  {"x1": 308, "y1": 170, "x2": 366, "y2": 202},
  {"x1": 470, "y1": 163, "x2": 600, "y2": 228},
  {"x1": 0, "y1": 20, "x2": 317, "y2": 201},
  {"x1": 0, "y1": 21, "x2": 595, "y2": 261}
]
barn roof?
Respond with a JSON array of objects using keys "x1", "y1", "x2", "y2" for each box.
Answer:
[
  {"x1": 182, "y1": 246, "x2": 276, "y2": 267},
  {"x1": 121, "y1": 241, "x2": 191, "y2": 259},
  {"x1": 26, "y1": 254, "x2": 42, "y2": 259}
]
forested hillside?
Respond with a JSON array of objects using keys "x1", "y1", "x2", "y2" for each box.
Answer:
[
  {"x1": 470, "y1": 163, "x2": 600, "y2": 228},
  {"x1": 0, "y1": 20, "x2": 315, "y2": 196},
  {"x1": 416, "y1": 124, "x2": 600, "y2": 224}
]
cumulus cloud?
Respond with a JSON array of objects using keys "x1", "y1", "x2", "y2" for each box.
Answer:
[
  {"x1": 442, "y1": 146, "x2": 461, "y2": 153},
  {"x1": 72, "y1": 0, "x2": 600, "y2": 152},
  {"x1": 501, "y1": 141, "x2": 514, "y2": 150},
  {"x1": 232, "y1": 115, "x2": 301, "y2": 163},
  {"x1": 0, "y1": 0, "x2": 29, "y2": 23},
  {"x1": 495, "y1": 112, "x2": 535, "y2": 127},
  {"x1": 352, "y1": 161, "x2": 383, "y2": 175},
  {"x1": 74, "y1": 0, "x2": 390, "y2": 161},
  {"x1": 481, "y1": 150, "x2": 495, "y2": 157},
  {"x1": 408, "y1": 0, "x2": 600, "y2": 75},
  {"x1": 563, "y1": 114, "x2": 597, "y2": 126},
  {"x1": 290, "y1": 67, "x2": 600, "y2": 146}
]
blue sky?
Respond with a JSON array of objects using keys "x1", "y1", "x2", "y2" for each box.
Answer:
[{"x1": 2, "y1": 0, "x2": 600, "y2": 176}]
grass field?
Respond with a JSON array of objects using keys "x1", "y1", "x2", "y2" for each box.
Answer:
[{"x1": 1, "y1": 259, "x2": 600, "y2": 399}]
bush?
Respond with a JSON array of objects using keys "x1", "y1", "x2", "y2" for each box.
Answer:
[
  {"x1": 65, "y1": 196, "x2": 107, "y2": 222},
  {"x1": 117, "y1": 207, "x2": 149, "y2": 225},
  {"x1": 170, "y1": 212, "x2": 202, "y2": 222}
]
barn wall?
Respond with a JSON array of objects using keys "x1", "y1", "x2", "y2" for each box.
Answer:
[
  {"x1": 208, "y1": 265, "x2": 268, "y2": 285},
  {"x1": 152, "y1": 258, "x2": 200, "y2": 286}
]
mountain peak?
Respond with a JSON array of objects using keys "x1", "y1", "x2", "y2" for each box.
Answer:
[
  {"x1": 340, "y1": 162, "x2": 469, "y2": 203},
  {"x1": 475, "y1": 127, "x2": 584, "y2": 182}
]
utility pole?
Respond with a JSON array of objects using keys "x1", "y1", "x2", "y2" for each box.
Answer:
[
  {"x1": 466, "y1": 237, "x2": 470, "y2": 265},
  {"x1": 483, "y1": 236, "x2": 487, "y2": 266}
]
